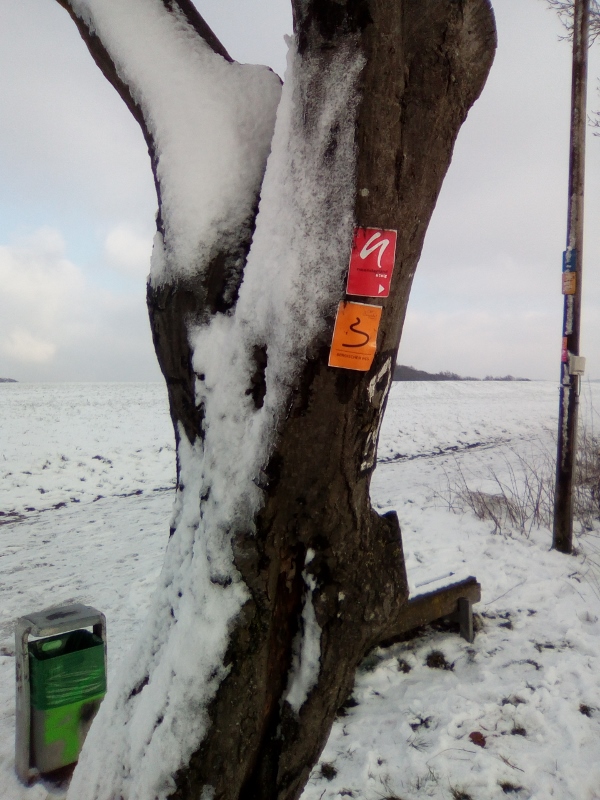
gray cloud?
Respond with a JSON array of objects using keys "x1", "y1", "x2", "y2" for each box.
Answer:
[{"x1": 0, "y1": 227, "x2": 160, "y2": 382}]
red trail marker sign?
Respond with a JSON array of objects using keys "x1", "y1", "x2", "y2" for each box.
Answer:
[{"x1": 346, "y1": 227, "x2": 397, "y2": 298}]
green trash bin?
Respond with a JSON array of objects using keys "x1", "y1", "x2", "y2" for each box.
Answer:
[
  {"x1": 15, "y1": 603, "x2": 107, "y2": 783},
  {"x1": 29, "y1": 629, "x2": 106, "y2": 773}
]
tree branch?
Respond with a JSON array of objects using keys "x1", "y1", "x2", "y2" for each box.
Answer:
[
  {"x1": 543, "y1": 0, "x2": 600, "y2": 41},
  {"x1": 158, "y1": 0, "x2": 233, "y2": 61},
  {"x1": 53, "y1": 0, "x2": 233, "y2": 228},
  {"x1": 53, "y1": 0, "x2": 282, "y2": 447}
]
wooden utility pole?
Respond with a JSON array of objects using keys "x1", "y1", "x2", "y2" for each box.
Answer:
[{"x1": 553, "y1": 0, "x2": 590, "y2": 554}]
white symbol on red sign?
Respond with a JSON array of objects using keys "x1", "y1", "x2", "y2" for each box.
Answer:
[
  {"x1": 346, "y1": 227, "x2": 397, "y2": 298},
  {"x1": 360, "y1": 232, "x2": 389, "y2": 268}
]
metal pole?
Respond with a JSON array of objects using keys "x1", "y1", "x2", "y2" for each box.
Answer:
[{"x1": 553, "y1": 0, "x2": 590, "y2": 554}]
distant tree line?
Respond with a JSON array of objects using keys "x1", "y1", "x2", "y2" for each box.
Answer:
[{"x1": 393, "y1": 365, "x2": 529, "y2": 382}]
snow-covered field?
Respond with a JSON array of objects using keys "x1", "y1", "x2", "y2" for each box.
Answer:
[
  {"x1": 2, "y1": 380, "x2": 600, "y2": 800},
  {"x1": 0, "y1": 383, "x2": 175, "y2": 519}
]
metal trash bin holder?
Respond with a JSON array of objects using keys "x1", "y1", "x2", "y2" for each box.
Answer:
[{"x1": 15, "y1": 603, "x2": 107, "y2": 783}]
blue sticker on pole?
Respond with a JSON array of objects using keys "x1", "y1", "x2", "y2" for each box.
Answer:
[{"x1": 563, "y1": 249, "x2": 577, "y2": 273}]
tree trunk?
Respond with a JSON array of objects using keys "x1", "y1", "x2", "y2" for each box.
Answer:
[{"x1": 53, "y1": 2, "x2": 496, "y2": 799}]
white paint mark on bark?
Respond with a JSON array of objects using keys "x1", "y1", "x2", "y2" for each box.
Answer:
[
  {"x1": 362, "y1": 358, "x2": 393, "y2": 470},
  {"x1": 368, "y1": 357, "x2": 392, "y2": 404}
]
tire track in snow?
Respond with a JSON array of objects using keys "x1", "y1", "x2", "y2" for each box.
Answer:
[{"x1": 377, "y1": 436, "x2": 515, "y2": 465}]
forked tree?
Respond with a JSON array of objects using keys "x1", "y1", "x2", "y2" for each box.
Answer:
[{"x1": 52, "y1": 2, "x2": 496, "y2": 799}]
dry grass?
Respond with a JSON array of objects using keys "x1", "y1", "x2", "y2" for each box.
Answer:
[
  {"x1": 434, "y1": 442, "x2": 555, "y2": 537},
  {"x1": 436, "y1": 422, "x2": 600, "y2": 540},
  {"x1": 572, "y1": 423, "x2": 600, "y2": 531},
  {"x1": 433, "y1": 408, "x2": 600, "y2": 597}
]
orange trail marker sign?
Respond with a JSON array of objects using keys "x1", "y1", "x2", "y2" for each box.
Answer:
[{"x1": 328, "y1": 301, "x2": 382, "y2": 371}]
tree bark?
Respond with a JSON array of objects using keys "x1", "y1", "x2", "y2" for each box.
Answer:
[
  {"x1": 177, "y1": 6, "x2": 495, "y2": 799},
  {"x1": 53, "y1": 2, "x2": 496, "y2": 799}
]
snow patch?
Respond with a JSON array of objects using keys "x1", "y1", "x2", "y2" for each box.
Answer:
[
  {"x1": 189, "y1": 38, "x2": 365, "y2": 540},
  {"x1": 286, "y1": 572, "x2": 322, "y2": 714},
  {"x1": 69, "y1": 0, "x2": 281, "y2": 285},
  {"x1": 68, "y1": 425, "x2": 248, "y2": 800}
]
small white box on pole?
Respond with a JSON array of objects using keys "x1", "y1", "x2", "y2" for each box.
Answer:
[{"x1": 568, "y1": 354, "x2": 586, "y2": 376}]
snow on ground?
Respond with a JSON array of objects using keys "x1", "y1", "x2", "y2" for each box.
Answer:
[
  {"x1": 376, "y1": 380, "x2": 559, "y2": 463},
  {"x1": 0, "y1": 383, "x2": 175, "y2": 518},
  {"x1": 1, "y1": 381, "x2": 600, "y2": 799}
]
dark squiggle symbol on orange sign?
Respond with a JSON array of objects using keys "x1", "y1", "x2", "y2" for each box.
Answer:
[{"x1": 342, "y1": 317, "x2": 370, "y2": 348}]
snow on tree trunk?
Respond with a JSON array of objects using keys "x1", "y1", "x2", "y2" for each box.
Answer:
[{"x1": 53, "y1": 1, "x2": 496, "y2": 799}]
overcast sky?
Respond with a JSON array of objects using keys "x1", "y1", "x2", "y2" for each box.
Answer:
[{"x1": 0, "y1": 0, "x2": 599, "y2": 382}]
